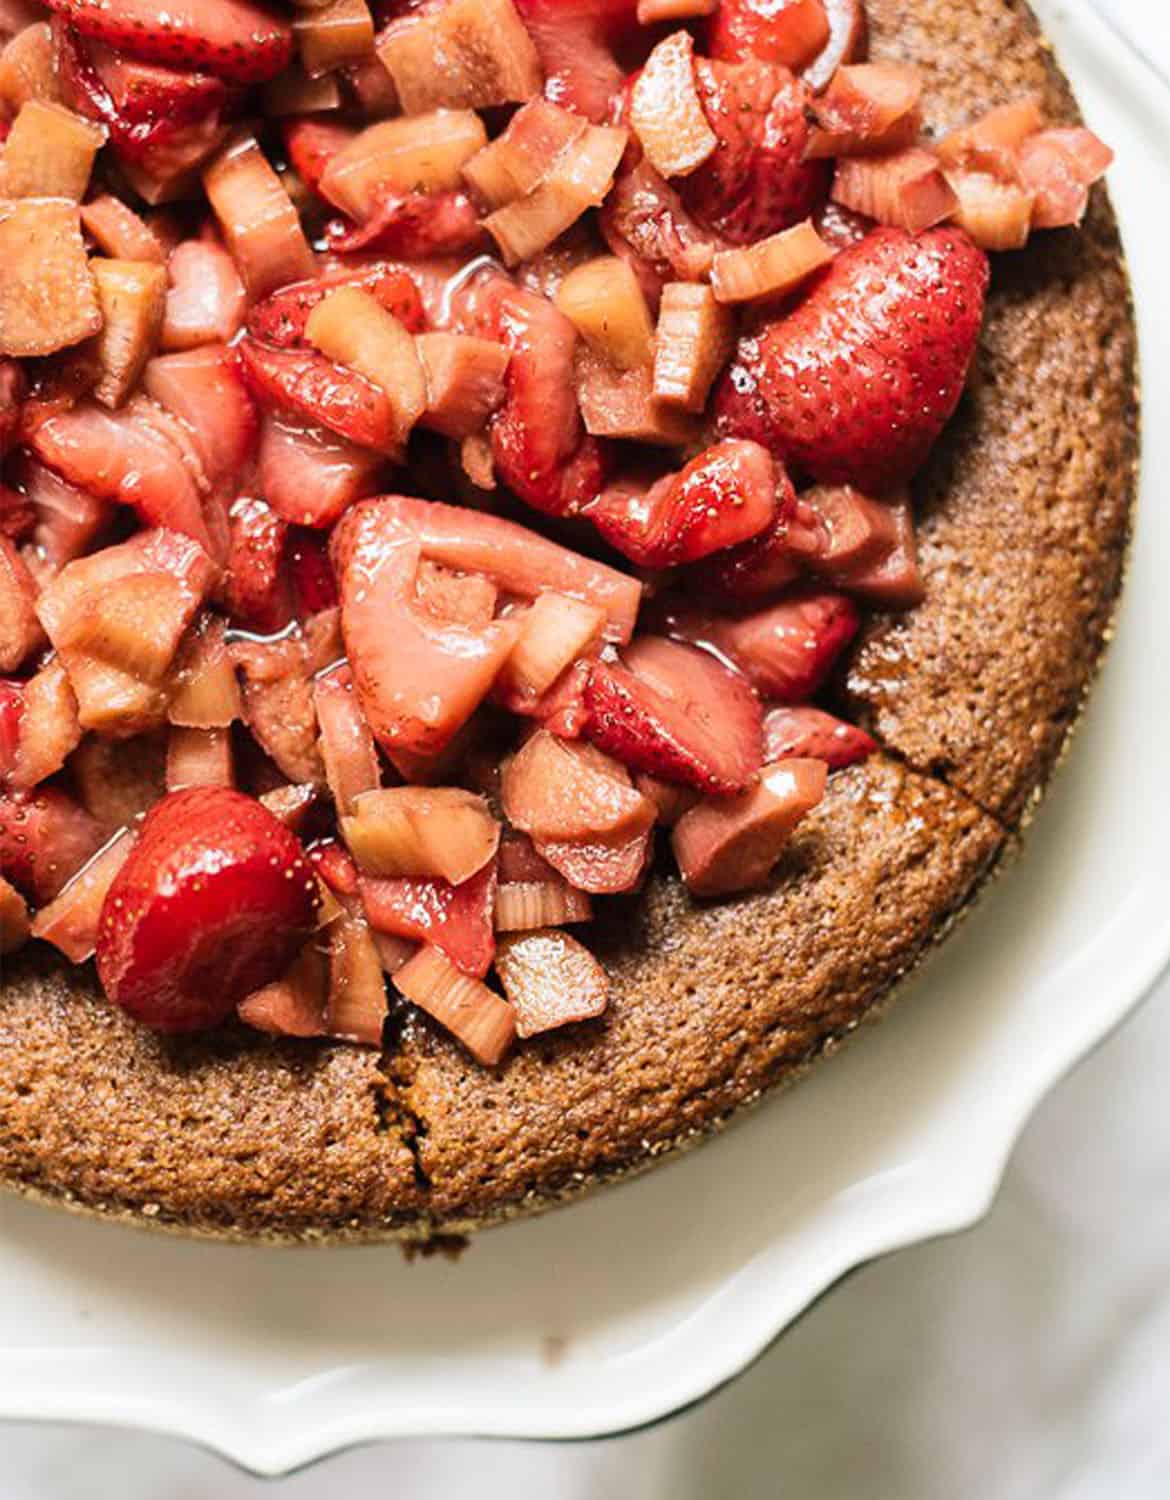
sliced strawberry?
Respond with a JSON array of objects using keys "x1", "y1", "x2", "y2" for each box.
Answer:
[
  {"x1": 326, "y1": 191, "x2": 485, "y2": 259},
  {"x1": 161, "y1": 238, "x2": 247, "y2": 351},
  {"x1": 31, "y1": 824, "x2": 137, "y2": 962},
  {"x1": 46, "y1": 0, "x2": 293, "y2": 84},
  {"x1": 813, "y1": 197, "x2": 874, "y2": 251},
  {"x1": 246, "y1": 265, "x2": 426, "y2": 349},
  {"x1": 587, "y1": 440, "x2": 778, "y2": 569},
  {"x1": 585, "y1": 635, "x2": 763, "y2": 793},
  {"x1": 29, "y1": 398, "x2": 214, "y2": 552},
  {"x1": 287, "y1": 529, "x2": 339, "y2": 616},
  {"x1": 513, "y1": 0, "x2": 637, "y2": 123},
  {"x1": 715, "y1": 226, "x2": 989, "y2": 492},
  {"x1": 0, "y1": 785, "x2": 105, "y2": 902},
  {"x1": 18, "y1": 457, "x2": 111, "y2": 573},
  {"x1": 707, "y1": 0, "x2": 829, "y2": 70},
  {"x1": 690, "y1": 466, "x2": 804, "y2": 600},
  {"x1": 0, "y1": 535, "x2": 45, "y2": 672},
  {"x1": 360, "y1": 858, "x2": 496, "y2": 977},
  {"x1": 143, "y1": 345, "x2": 258, "y2": 492},
  {"x1": 762, "y1": 703, "x2": 875, "y2": 768},
  {"x1": 95, "y1": 787, "x2": 320, "y2": 1031},
  {"x1": 0, "y1": 679, "x2": 25, "y2": 783},
  {"x1": 678, "y1": 58, "x2": 829, "y2": 246},
  {"x1": 235, "y1": 337, "x2": 400, "y2": 455},
  {"x1": 0, "y1": 358, "x2": 26, "y2": 456},
  {"x1": 662, "y1": 587, "x2": 859, "y2": 701},
  {"x1": 282, "y1": 115, "x2": 355, "y2": 194},
  {"x1": 257, "y1": 415, "x2": 384, "y2": 530},
  {"x1": 223, "y1": 495, "x2": 293, "y2": 634}
]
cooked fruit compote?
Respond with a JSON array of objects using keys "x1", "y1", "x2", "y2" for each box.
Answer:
[{"x1": 0, "y1": 0, "x2": 1111, "y2": 1064}]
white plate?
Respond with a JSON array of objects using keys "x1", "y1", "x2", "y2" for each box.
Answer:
[{"x1": 0, "y1": 0, "x2": 1165, "y2": 1475}]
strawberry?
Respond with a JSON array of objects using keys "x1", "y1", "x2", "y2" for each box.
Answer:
[
  {"x1": 661, "y1": 588, "x2": 859, "y2": 702},
  {"x1": 18, "y1": 457, "x2": 111, "y2": 573},
  {"x1": 678, "y1": 58, "x2": 829, "y2": 246},
  {"x1": 585, "y1": 636, "x2": 763, "y2": 793},
  {"x1": 715, "y1": 226, "x2": 990, "y2": 492},
  {"x1": 142, "y1": 345, "x2": 258, "y2": 492},
  {"x1": 360, "y1": 859, "x2": 497, "y2": 978},
  {"x1": 512, "y1": 0, "x2": 638, "y2": 123},
  {"x1": 0, "y1": 786, "x2": 105, "y2": 903},
  {"x1": 223, "y1": 495, "x2": 293, "y2": 634},
  {"x1": 707, "y1": 0, "x2": 829, "y2": 71},
  {"x1": 46, "y1": 0, "x2": 293, "y2": 84},
  {"x1": 0, "y1": 680, "x2": 24, "y2": 782},
  {"x1": 325, "y1": 192, "x2": 486, "y2": 259},
  {"x1": 0, "y1": 487, "x2": 35, "y2": 544},
  {"x1": 690, "y1": 466, "x2": 807, "y2": 600},
  {"x1": 235, "y1": 337, "x2": 400, "y2": 454},
  {"x1": 95, "y1": 787, "x2": 320, "y2": 1031},
  {"x1": 0, "y1": 358, "x2": 26, "y2": 457},
  {"x1": 282, "y1": 116, "x2": 355, "y2": 195},
  {"x1": 246, "y1": 267, "x2": 426, "y2": 349},
  {"x1": 762, "y1": 704, "x2": 875, "y2": 768},
  {"x1": 259, "y1": 416, "x2": 384, "y2": 531},
  {"x1": 587, "y1": 440, "x2": 779, "y2": 569}
]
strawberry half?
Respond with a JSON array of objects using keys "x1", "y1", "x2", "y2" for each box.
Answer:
[
  {"x1": 762, "y1": 704, "x2": 875, "y2": 768},
  {"x1": 0, "y1": 786, "x2": 105, "y2": 903},
  {"x1": 95, "y1": 787, "x2": 320, "y2": 1032},
  {"x1": 46, "y1": 0, "x2": 293, "y2": 84},
  {"x1": 715, "y1": 226, "x2": 989, "y2": 492},
  {"x1": 585, "y1": 636, "x2": 763, "y2": 793},
  {"x1": 235, "y1": 337, "x2": 399, "y2": 454}
]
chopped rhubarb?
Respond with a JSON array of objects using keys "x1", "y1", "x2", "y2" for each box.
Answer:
[
  {"x1": 575, "y1": 351, "x2": 699, "y2": 446},
  {"x1": 0, "y1": 785, "x2": 105, "y2": 901},
  {"x1": 249, "y1": 266, "x2": 427, "y2": 348},
  {"x1": 711, "y1": 219, "x2": 835, "y2": 304},
  {"x1": 377, "y1": 0, "x2": 541, "y2": 115},
  {"x1": 762, "y1": 704, "x2": 875, "y2": 768},
  {"x1": 258, "y1": 779, "x2": 319, "y2": 833},
  {"x1": 161, "y1": 238, "x2": 246, "y2": 350},
  {"x1": 232, "y1": 629, "x2": 326, "y2": 785},
  {"x1": 203, "y1": 132, "x2": 316, "y2": 299},
  {"x1": 494, "y1": 927, "x2": 608, "y2": 1036},
  {"x1": 89, "y1": 258, "x2": 168, "y2": 408},
  {"x1": 832, "y1": 147, "x2": 957, "y2": 234},
  {"x1": 830, "y1": 495, "x2": 923, "y2": 609},
  {"x1": 318, "y1": 110, "x2": 488, "y2": 222},
  {"x1": 936, "y1": 97, "x2": 1045, "y2": 177},
  {"x1": 8, "y1": 656, "x2": 81, "y2": 789},
  {"x1": 638, "y1": 0, "x2": 716, "y2": 21},
  {"x1": 0, "y1": 22, "x2": 57, "y2": 116},
  {"x1": 262, "y1": 64, "x2": 342, "y2": 116},
  {"x1": 945, "y1": 169, "x2": 1034, "y2": 252},
  {"x1": 2, "y1": 98, "x2": 105, "y2": 199},
  {"x1": 672, "y1": 756, "x2": 826, "y2": 896},
  {"x1": 313, "y1": 663, "x2": 380, "y2": 815},
  {"x1": 652, "y1": 281, "x2": 735, "y2": 412},
  {"x1": 70, "y1": 730, "x2": 166, "y2": 830},
  {"x1": 805, "y1": 63, "x2": 923, "y2": 159},
  {"x1": 555, "y1": 256, "x2": 655, "y2": 372},
  {"x1": 635, "y1": 771, "x2": 698, "y2": 826},
  {"x1": 794, "y1": 483, "x2": 901, "y2": 577},
  {"x1": 81, "y1": 195, "x2": 167, "y2": 263},
  {"x1": 166, "y1": 723, "x2": 233, "y2": 789},
  {"x1": 343, "y1": 786, "x2": 499, "y2": 884},
  {"x1": 494, "y1": 877, "x2": 592, "y2": 931},
  {"x1": 30, "y1": 824, "x2": 136, "y2": 961},
  {"x1": 293, "y1": 0, "x2": 373, "y2": 79},
  {"x1": 239, "y1": 939, "x2": 328, "y2": 1038},
  {"x1": 0, "y1": 534, "x2": 44, "y2": 671},
  {"x1": 415, "y1": 332, "x2": 511, "y2": 439},
  {"x1": 167, "y1": 614, "x2": 241, "y2": 727},
  {"x1": 631, "y1": 30, "x2": 717, "y2": 180},
  {"x1": 484, "y1": 125, "x2": 627, "y2": 266},
  {"x1": 708, "y1": 0, "x2": 830, "y2": 71},
  {"x1": 0, "y1": 198, "x2": 101, "y2": 358},
  {"x1": 0, "y1": 872, "x2": 30, "y2": 954},
  {"x1": 322, "y1": 902, "x2": 387, "y2": 1044},
  {"x1": 361, "y1": 856, "x2": 496, "y2": 976},
  {"x1": 462, "y1": 98, "x2": 584, "y2": 209},
  {"x1": 1017, "y1": 127, "x2": 1113, "y2": 230},
  {"x1": 504, "y1": 592, "x2": 605, "y2": 700},
  {"x1": 395, "y1": 942, "x2": 514, "y2": 1064}
]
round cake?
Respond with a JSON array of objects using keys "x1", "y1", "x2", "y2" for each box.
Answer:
[{"x1": 0, "y1": 0, "x2": 1137, "y2": 1241}]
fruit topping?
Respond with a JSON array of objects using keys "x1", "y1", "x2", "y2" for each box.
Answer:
[
  {"x1": 494, "y1": 927, "x2": 608, "y2": 1036},
  {"x1": 831, "y1": 146, "x2": 957, "y2": 234},
  {"x1": 710, "y1": 219, "x2": 835, "y2": 304},
  {"x1": 0, "y1": 785, "x2": 105, "y2": 902},
  {"x1": 204, "y1": 132, "x2": 316, "y2": 299},
  {"x1": 6, "y1": 656, "x2": 81, "y2": 789},
  {"x1": 359, "y1": 856, "x2": 497, "y2": 977},
  {"x1": 0, "y1": 534, "x2": 44, "y2": 671},
  {"x1": 652, "y1": 280, "x2": 735, "y2": 411},
  {"x1": 376, "y1": 0, "x2": 542, "y2": 116},
  {"x1": 630, "y1": 31, "x2": 717, "y2": 181},
  {"x1": 556, "y1": 256, "x2": 655, "y2": 372},
  {"x1": 313, "y1": 663, "x2": 380, "y2": 815},
  {"x1": 1, "y1": 98, "x2": 105, "y2": 199},
  {"x1": 161, "y1": 238, "x2": 246, "y2": 350},
  {"x1": 0, "y1": 198, "x2": 101, "y2": 358},
  {"x1": 805, "y1": 62, "x2": 922, "y2": 158},
  {"x1": 707, "y1": 0, "x2": 829, "y2": 71},
  {"x1": 394, "y1": 942, "x2": 515, "y2": 1065},
  {"x1": 482, "y1": 123, "x2": 627, "y2": 266},
  {"x1": 762, "y1": 703, "x2": 875, "y2": 768},
  {"x1": 0, "y1": 872, "x2": 30, "y2": 954},
  {"x1": 89, "y1": 258, "x2": 168, "y2": 408},
  {"x1": 31, "y1": 824, "x2": 136, "y2": 960}
]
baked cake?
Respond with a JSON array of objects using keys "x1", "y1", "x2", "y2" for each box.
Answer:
[{"x1": 0, "y1": 0, "x2": 1137, "y2": 1241}]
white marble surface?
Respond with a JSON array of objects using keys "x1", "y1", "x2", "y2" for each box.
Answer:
[{"x1": 3, "y1": 1, "x2": 1167, "y2": 1494}]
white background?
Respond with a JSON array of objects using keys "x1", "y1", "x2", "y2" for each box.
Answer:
[{"x1": 3, "y1": 1, "x2": 1167, "y2": 1494}]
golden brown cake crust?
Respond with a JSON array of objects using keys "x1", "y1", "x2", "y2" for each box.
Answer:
[{"x1": 0, "y1": 0, "x2": 1138, "y2": 1241}]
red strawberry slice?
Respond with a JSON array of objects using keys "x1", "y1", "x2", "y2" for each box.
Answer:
[
  {"x1": 715, "y1": 226, "x2": 989, "y2": 492},
  {"x1": 288, "y1": 529, "x2": 339, "y2": 617},
  {"x1": 325, "y1": 192, "x2": 486, "y2": 259},
  {"x1": 360, "y1": 859, "x2": 496, "y2": 978},
  {"x1": 690, "y1": 466, "x2": 806, "y2": 600},
  {"x1": 513, "y1": 0, "x2": 637, "y2": 123},
  {"x1": 258, "y1": 416, "x2": 384, "y2": 530},
  {"x1": 585, "y1": 636, "x2": 763, "y2": 793},
  {"x1": 17, "y1": 457, "x2": 111, "y2": 573},
  {"x1": 587, "y1": 440, "x2": 778, "y2": 570},
  {"x1": 707, "y1": 0, "x2": 830, "y2": 71},
  {"x1": 662, "y1": 588, "x2": 859, "y2": 702},
  {"x1": 95, "y1": 787, "x2": 320, "y2": 1032},
  {"x1": 235, "y1": 338, "x2": 400, "y2": 455},
  {"x1": 678, "y1": 58, "x2": 829, "y2": 246},
  {"x1": 143, "y1": 345, "x2": 257, "y2": 492},
  {"x1": 762, "y1": 704, "x2": 875, "y2": 768},
  {"x1": 0, "y1": 358, "x2": 26, "y2": 457},
  {"x1": 46, "y1": 0, "x2": 293, "y2": 83},
  {"x1": 282, "y1": 116, "x2": 355, "y2": 195},
  {"x1": 0, "y1": 786, "x2": 105, "y2": 903},
  {"x1": 0, "y1": 680, "x2": 25, "y2": 782},
  {"x1": 246, "y1": 266, "x2": 426, "y2": 349},
  {"x1": 223, "y1": 495, "x2": 293, "y2": 635}
]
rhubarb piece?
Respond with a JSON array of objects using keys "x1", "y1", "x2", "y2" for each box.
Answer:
[
  {"x1": 494, "y1": 877, "x2": 592, "y2": 931},
  {"x1": 672, "y1": 756, "x2": 826, "y2": 896},
  {"x1": 578, "y1": 348, "x2": 701, "y2": 445},
  {"x1": 239, "y1": 940, "x2": 327, "y2": 1038},
  {"x1": 638, "y1": 0, "x2": 716, "y2": 22},
  {"x1": 586, "y1": 635, "x2": 763, "y2": 793},
  {"x1": 0, "y1": 198, "x2": 101, "y2": 357},
  {"x1": 805, "y1": 62, "x2": 922, "y2": 159},
  {"x1": 762, "y1": 704, "x2": 875, "y2": 768},
  {"x1": 232, "y1": 629, "x2": 326, "y2": 785},
  {"x1": 377, "y1": 0, "x2": 541, "y2": 115},
  {"x1": 936, "y1": 97, "x2": 1045, "y2": 177},
  {"x1": 293, "y1": 0, "x2": 373, "y2": 78},
  {"x1": 716, "y1": 227, "x2": 989, "y2": 493},
  {"x1": 89, "y1": 258, "x2": 168, "y2": 408},
  {"x1": 8, "y1": 656, "x2": 81, "y2": 788},
  {"x1": 235, "y1": 338, "x2": 401, "y2": 455},
  {"x1": 415, "y1": 332, "x2": 510, "y2": 439},
  {"x1": 0, "y1": 785, "x2": 105, "y2": 901},
  {"x1": 635, "y1": 771, "x2": 698, "y2": 826},
  {"x1": 461, "y1": 98, "x2": 583, "y2": 209},
  {"x1": 0, "y1": 872, "x2": 29, "y2": 954},
  {"x1": 204, "y1": 133, "x2": 316, "y2": 299},
  {"x1": 142, "y1": 344, "x2": 257, "y2": 491},
  {"x1": 165, "y1": 723, "x2": 233, "y2": 790},
  {"x1": 258, "y1": 414, "x2": 383, "y2": 528},
  {"x1": 2, "y1": 98, "x2": 105, "y2": 198},
  {"x1": 70, "y1": 730, "x2": 166, "y2": 829},
  {"x1": 1016, "y1": 127, "x2": 1114, "y2": 230},
  {"x1": 161, "y1": 238, "x2": 246, "y2": 350},
  {"x1": 248, "y1": 265, "x2": 426, "y2": 349},
  {"x1": 343, "y1": 786, "x2": 499, "y2": 885},
  {"x1": 651, "y1": 281, "x2": 735, "y2": 412},
  {"x1": 395, "y1": 942, "x2": 514, "y2": 1064},
  {"x1": 31, "y1": 825, "x2": 136, "y2": 960},
  {"x1": 708, "y1": 0, "x2": 829, "y2": 70},
  {"x1": 795, "y1": 483, "x2": 901, "y2": 577},
  {"x1": 711, "y1": 219, "x2": 835, "y2": 304},
  {"x1": 318, "y1": 109, "x2": 487, "y2": 221},
  {"x1": 45, "y1": 0, "x2": 294, "y2": 85},
  {"x1": 304, "y1": 285, "x2": 426, "y2": 453},
  {"x1": 262, "y1": 63, "x2": 342, "y2": 116},
  {"x1": 0, "y1": 534, "x2": 44, "y2": 671},
  {"x1": 483, "y1": 124, "x2": 627, "y2": 266},
  {"x1": 0, "y1": 22, "x2": 58, "y2": 114},
  {"x1": 29, "y1": 398, "x2": 213, "y2": 548},
  {"x1": 222, "y1": 495, "x2": 292, "y2": 634},
  {"x1": 502, "y1": 729, "x2": 655, "y2": 847},
  {"x1": 258, "y1": 780, "x2": 318, "y2": 833},
  {"x1": 832, "y1": 146, "x2": 957, "y2": 234},
  {"x1": 830, "y1": 494, "x2": 922, "y2": 608},
  {"x1": 313, "y1": 663, "x2": 380, "y2": 815},
  {"x1": 664, "y1": 587, "x2": 859, "y2": 701},
  {"x1": 95, "y1": 787, "x2": 320, "y2": 1032},
  {"x1": 494, "y1": 927, "x2": 607, "y2": 1036},
  {"x1": 361, "y1": 857, "x2": 496, "y2": 976},
  {"x1": 631, "y1": 30, "x2": 716, "y2": 180},
  {"x1": 589, "y1": 439, "x2": 778, "y2": 569},
  {"x1": 324, "y1": 901, "x2": 387, "y2": 1044},
  {"x1": 802, "y1": 0, "x2": 867, "y2": 92},
  {"x1": 81, "y1": 195, "x2": 166, "y2": 263},
  {"x1": 505, "y1": 592, "x2": 604, "y2": 701},
  {"x1": 556, "y1": 256, "x2": 655, "y2": 372},
  {"x1": 945, "y1": 169, "x2": 1034, "y2": 252}
]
